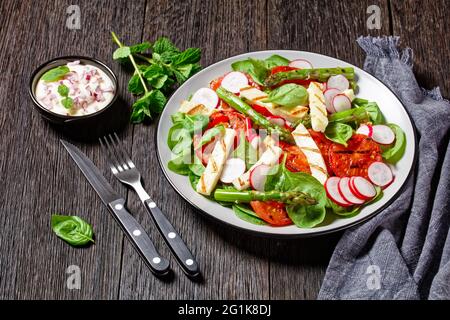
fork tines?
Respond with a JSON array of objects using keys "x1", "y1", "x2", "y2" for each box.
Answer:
[{"x1": 99, "y1": 133, "x2": 135, "y2": 174}]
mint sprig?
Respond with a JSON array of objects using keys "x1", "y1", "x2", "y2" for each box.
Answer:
[{"x1": 111, "y1": 32, "x2": 201, "y2": 123}]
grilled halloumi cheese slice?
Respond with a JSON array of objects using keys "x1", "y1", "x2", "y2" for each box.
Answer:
[
  {"x1": 232, "y1": 140, "x2": 283, "y2": 191},
  {"x1": 292, "y1": 123, "x2": 328, "y2": 184},
  {"x1": 239, "y1": 87, "x2": 308, "y2": 123},
  {"x1": 307, "y1": 82, "x2": 328, "y2": 133},
  {"x1": 178, "y1": 100, "x2": 214, "y2": 116},
  {"x1": 196, "y1": 129, "x2": 236, "y2": 195}
]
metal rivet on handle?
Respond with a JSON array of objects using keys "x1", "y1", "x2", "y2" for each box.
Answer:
[
  {"x1": 168, "y1": 232, "x2": 176, "y2": 239},
  {"x1": 114, "y1": 204, "x2": 123, "y2": 210},
  {"x1": 149, "y1": 202, "x2": 156, "y2": 208},
  {"x1": 133, "y1": 229, "x2": 141, "y2": 236},
  {"x1": 152, "y1": 257, "x2": 161, "y2": 264},
  {"x1": 186, "y1": 259, "x2": 193, "y2": 266}
]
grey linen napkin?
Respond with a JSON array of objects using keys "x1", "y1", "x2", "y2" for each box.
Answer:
[{"x1": 318, "y1": 36, "x2": 450, "y2": 300}]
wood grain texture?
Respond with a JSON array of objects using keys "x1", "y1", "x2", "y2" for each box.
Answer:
[
  {"x1": 0, "y1": 0, "x2": 145, "y2": 299},
  {"x1": 119, "y1": 0, "x2": 271, "y2": 300},
  {"x1": 391, "y1": 0, "x2": 450, "y2": 97},
  {"x1": 0, "y1": 0, "x2": 447, "y2": 300}
]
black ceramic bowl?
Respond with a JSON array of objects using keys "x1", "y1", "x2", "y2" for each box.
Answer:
[{"x1": 29, "y1": 56, "x2": 129, "y2": 141}]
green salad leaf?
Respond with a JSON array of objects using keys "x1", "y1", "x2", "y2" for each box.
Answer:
[
  {"x1": 41, "y1": 66, "x2": 70, "y2": 82},
  {"x1": 265, "y1": 158, "x2": 328, "y2": 228},
  {"x1": 263, "y1": 83, "x2": 308, "y2": 107},
  {"x1": 231, "y1": 130, "x2": 258, "y2": 170},
  {"x1": 329, "y1": 186, "x2": 383, "y2": 216},
  {"x1": 112, "y1": 32, "x2": 202, "y2": 123},
  {"x1": 382, "y1": 124, "x2": 406, "y2": 164},
  {"x1": 231, "y1": 55, "x2": 288, "y2": 85},
  {"x1": 325, "y1": 122, "x2": 353, "y2": 146},
  {"x1": 51, "y1": 215, "x2": 94, "y2": 246},
  {"x1": 195, "y1": 125, "x2": 225, "y2": 150},
  {"x1": 353, "y1": 98, "x2": 385, "y2": 125},
  {"x1": 232, "y1": 204, "x2": 267, "y2": 225}
]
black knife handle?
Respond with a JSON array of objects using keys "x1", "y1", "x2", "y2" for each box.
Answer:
[
  {"x1": 144, "y1": 199, "x2": 200, "y2": 277},
  {"x1": 108, "y1": 199, "x2": 170, "y2": 276}
]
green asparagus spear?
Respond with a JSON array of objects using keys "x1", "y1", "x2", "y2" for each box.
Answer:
[
  {"x1": 264, "y1": 67, "x2": 355, "y2": 87},
  {"x1": 328, "y1": 107, "x2": 370, "y2": 124},
  {"x1": 214, "y1": 189, "x2": 317, "y2": 205},
  {"x1": 216, "y1": 87, "x2": 294, "y2": 143}
]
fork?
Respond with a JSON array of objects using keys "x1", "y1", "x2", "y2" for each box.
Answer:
[{"x1": 100, "y1": 133, "x2": 200, "y2": 277}]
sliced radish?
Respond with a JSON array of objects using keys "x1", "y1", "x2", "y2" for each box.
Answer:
[
  {"x1": 327, "y1": 75, "x2": 349, "y2": 91},
  {"x1": 323, "y1": 88, "x2": 340, "y2": 113},
  {"x1": 288, "y1": 59, "x2": 313, "y2": 69},
  {"x1": 250, "y1": 136, "x2": 261, "y2": 150},
  {"x1": 350, "y1": 176, "x2": 376, "y2": 200},
  {"x1": 332, "y1": 94, "x2": 352, "y2": 112},
  {"x1": 371, "y1": 125, "x2": 395, "y2": 145},
  {"x1": 191, "y1": 88, "x2": 219, "y2": 110},
  {"x1": 220, "y1": 158, "x2": 246, "y2": 183},
  {"x1": 356, "y1": 124, "x2": 373, "y2": 137},
  {"x1": 338, "y1": 177, "x2": 365, "y2": 205},
  {"x1": 368, "y1": 162, "x2": 394, "y2": 188},
  {"x1": 250, "y1": 164, "x2": 271, "y2": 191},
  {"x1": 220, "y1": 72, "x2": 249, "y2": 94},
  {"x1": 325, "y1": 177, "x2": 352, "y2": 207},
  {"x1": 268, "y1": 116, "x2": 286, "y2": 127}
]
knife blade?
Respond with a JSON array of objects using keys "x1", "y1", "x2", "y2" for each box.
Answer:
[{"x1": 60, "y1": 140, "x2": 170, "y2": 276}]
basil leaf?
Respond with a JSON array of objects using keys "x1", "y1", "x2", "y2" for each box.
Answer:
[
  {"x1": 264, "y1": 54, "x2": 290, "y2": 68},
  {"x1": 382, "y1": 124, "x2": 406, "y2": 164},
  {"x1": 57, "y1": 84, "x2": 69, "y2": 97},
  {"x1": 41, "y1": 66, "x2": 70, "y2": 82},
  {"x1": 113, "y1": 46, "x2": 131, "y2": 60},
  {"x1": 195, "y1": 125, "x2": 225, "y2": 150},
  {"x1": 263, "y1": 83, "x2": 308, "y2": 107},
  {"x1": 232, "y1": 204, "x2": 267, "y2": 225},
  {"x1": 61, "y1": 97, "x2": 73, "y2": 109},
  {"x1": 353, "y1": 98, "x2": 385, "y2": 125},
  {"x1": 51, "y1": 215, "x2": 94, "y2": 246},
  {"x1": 286, "y1": 204, "x2": 326, "y2": 228},
  {"x1": 325, "y1": 123, "x2": 353, "y2": 146}
]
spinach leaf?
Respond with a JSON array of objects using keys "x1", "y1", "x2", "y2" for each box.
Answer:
[
  {"x1": 265, "y1": 160, "x2": 328, "y2": 228},
  {"x1": 189, "y1": 163, "x2": 205, "y2": 176},
  {"x1": 51, "y1": 215, "x2": 94, "y2": 246},
  {"x1": 329, "y1": 186, "x2": 383, "y2": 216},
  {"x1": 41, "y1": 66, "x2": 70, "y2": 82},
  {"x1": 325, "y1": 122, "x2": 353, "y2": 146},
  {"x1": 382, "y1": 124, "x2": 406, "y2": 164},
  {"x1": 188, "y1": 170, "x2": 200, "y2": 190},
  {"x1": 231, "y1": 58, "x2": 269, "y2": 85},
  {"x1": 170, "y1": 112, "x2": 209, "y2": 134},
  {"x1": 168, "y1": 148, "x2": 191, "y2": 175},
  {"x1": 232, "y1": 204, "x2": 267, "y2": 225},
  {"x1": 264, "y1": 54, "x2": 290, "y2": 68},
  {"x1": 353, "y1": 98, "x2": 385, "y2": 125},
  {"x1": 263, "y1": 83, "x2": 308, "y2": 107}
]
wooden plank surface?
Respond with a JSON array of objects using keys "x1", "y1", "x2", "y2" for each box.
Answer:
[
  {"x1": 390, "y1": 0, "x2": 450, "y2": 97},
  {"x1": 0, "y1": 0, "x2": 146, "y2": 299},
  {"x1": 0, "y1": 0, "x2": 447, "y2": 300}
]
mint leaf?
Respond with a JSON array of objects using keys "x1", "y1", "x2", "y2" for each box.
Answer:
[
  {"x1": 113, "y1": 46, "x2": 131, "y2": 60},
  {"x1": 172, "y1": 48, "x2": 201, "y2": 66},
  {"x1": 130, "y1": 41, "x2": 151, "y2": 54},
  {"x1": 152, "y1": 37, "x2": 179, "y2": 54},
  {"x1": 41, "y1": 66, "x2": 70, "y2": 82},
  {"x1": 57, "y1": 84, "x2": 69, "y2": 97},
  {"x1": 61, "y1": 97, "x2": 73, "y2": 109},
  {"x1": 128, "y1": 74, "x2": 145, "y2": 95}
]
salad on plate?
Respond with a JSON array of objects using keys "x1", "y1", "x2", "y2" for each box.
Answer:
[{"x1": 166, "y1": 54, "x2": 406, "y2": 228}]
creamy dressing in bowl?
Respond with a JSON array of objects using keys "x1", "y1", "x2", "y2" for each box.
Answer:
[{"x1": 35, "y1": 60, "x2": 115, "y2": 116}]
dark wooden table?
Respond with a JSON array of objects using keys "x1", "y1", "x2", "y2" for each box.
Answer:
[{"x1": 1, "y1": 0, "x2": 448, "y2": 300}]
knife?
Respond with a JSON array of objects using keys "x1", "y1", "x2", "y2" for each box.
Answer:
[{"x1": 60, "y1": 140, "x2": 170, "y2": 276}]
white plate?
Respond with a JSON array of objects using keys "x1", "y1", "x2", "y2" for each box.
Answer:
[{"x1": 156, "y1": 50, "x2": 417, "y2": 237}]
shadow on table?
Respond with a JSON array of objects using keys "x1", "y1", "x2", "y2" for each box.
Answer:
[{"x1": 200, "y1": 214, "x2": 343, "y2": 266}]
